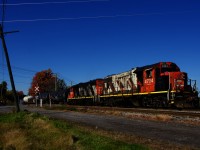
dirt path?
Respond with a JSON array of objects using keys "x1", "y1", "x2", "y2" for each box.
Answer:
[{"x1": 20, "y1": 105, "x2": 200, "y2": 149}]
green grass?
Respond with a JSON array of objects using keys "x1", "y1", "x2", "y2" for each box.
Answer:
[{"x1": 0, "y1": 112, "x2": 148, "y2": 150}]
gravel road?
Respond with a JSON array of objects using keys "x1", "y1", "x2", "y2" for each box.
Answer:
[{"x1": 1, "y1": 105, "x2": 200, "y2": 148}]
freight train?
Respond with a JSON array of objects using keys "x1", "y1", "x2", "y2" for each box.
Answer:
[{"x1": 67, "y1": 62, "x2": 199, "y2": 108}]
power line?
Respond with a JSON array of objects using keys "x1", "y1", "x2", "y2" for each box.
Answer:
[
  {"x1": 0, "y1": 69, "x2": 35, "y2": 79},
  {"x1": 0, "y1": 63, "x2": 74, "y2": 84},
  {"x1": 0, "y1": 78, "x2": 31, "y2": 85},
  {"x1": 0, "y1": 69, "x2": 33, "y2": 77},
  {"x1": 4, "y1": 13, "x2": 164, "y2": 23},
  {"x1": 0, "y1": 63, "x2": 75, "y2": 86},
  {"x1": 0, "y1": 63, "x2": 37, "y2": 73},
  {"x1": 11, "y1": 66, "x2": 37, "y2": 73},
  {"x1": 4, "y1": 10, "x2": 197, "y2": 23},
  {"x1": 0, "y1": 65, "x2": 36, "y2": 81},
  {"x1": 0, "y1": 0, "x2": 110, "y2": 6}
]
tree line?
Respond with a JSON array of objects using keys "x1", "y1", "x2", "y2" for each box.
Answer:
[
  {"x1": 0, "y1": 68, "x2": 67, "y2": 105},
  {"x1": 0, "y1": 81, "x2": 24, "y2": 105}
]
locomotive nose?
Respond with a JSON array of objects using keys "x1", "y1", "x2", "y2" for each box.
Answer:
[
  {"x1": 176, "y1": 74, "x2": 184, "y2": 91},
  {"x1": 172, "y1": 72, "x2": 186, "y2": 91}
]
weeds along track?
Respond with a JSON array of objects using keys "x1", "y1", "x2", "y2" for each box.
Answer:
[
  {"x1": 66, "y1": 105, "x2": 200, "y2": 119},
  {"x1": 64, "y1": 105, "x2": 200, "y2": 126}
]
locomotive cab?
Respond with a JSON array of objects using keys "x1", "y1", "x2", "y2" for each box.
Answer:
[
  {"x1": 139, "y1": 62, "x2": 198, "y2": 107},
  {"x1": 158, "y1": 62, "x2": 182, "y2": 91},
  {"x1": 140, "y1": 62, "x2": 189, "y2": 93}
]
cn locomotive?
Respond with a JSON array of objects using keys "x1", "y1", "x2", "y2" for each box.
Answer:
[{"x1": 67, "y1": 62, "x2": 199, "y2": 108}]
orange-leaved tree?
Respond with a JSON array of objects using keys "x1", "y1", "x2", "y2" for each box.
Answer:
[{"x1": 28, "y1": 69, "x2": 56, "y2": 96}]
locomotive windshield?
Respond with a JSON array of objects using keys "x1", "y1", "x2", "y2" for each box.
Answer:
[{"x1": 161, "y1": 62, "x2": 180, "y2": 73}]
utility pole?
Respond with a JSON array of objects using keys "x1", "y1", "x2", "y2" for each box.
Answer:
[
  {"x1": 55, "y1": 73, "x2": 57, "y2": 92},
  {"x1": 0, "y1": 24, "x2": 20, "y2": 112}
]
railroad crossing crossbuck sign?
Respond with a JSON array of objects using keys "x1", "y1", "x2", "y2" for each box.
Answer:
[{"x1": 35, "y1": 86, "x2": 39, "y2": 94}]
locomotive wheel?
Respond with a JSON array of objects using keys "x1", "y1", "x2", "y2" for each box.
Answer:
[
  {"x1": 193, "y1": 98, "x2": 200, "y2": 108},
  {"x1": 152, "y1": 97, "x2": 160, "y2": 108},
  {"x1": 131, "y1": 99, "x2": 140, "y2": 107},
  {"x1": 175, "y1": 100, "x2": 185, "y2": 109},
  {"x1": 142, "y1": 98, "x2": 148, "y2": 107}
]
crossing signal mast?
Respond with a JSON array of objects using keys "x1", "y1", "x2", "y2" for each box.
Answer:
[{"x1": 0, "y1": 24, "x2": 20, "y2": 112}]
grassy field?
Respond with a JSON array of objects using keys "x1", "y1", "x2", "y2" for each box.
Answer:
[{"x1": 0, "y1": 112, "x2": 147, "y2": 150}]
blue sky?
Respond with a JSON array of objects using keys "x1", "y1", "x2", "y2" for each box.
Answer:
[{"x1": 0, "y1": 0, "x2": 200, "y2": 94}]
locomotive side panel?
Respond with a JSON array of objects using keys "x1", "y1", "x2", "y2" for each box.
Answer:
[{"x1": 105, "y1": 69, "x2": 138, "y2": 94}]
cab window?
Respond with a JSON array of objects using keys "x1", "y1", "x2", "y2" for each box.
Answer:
[{"x1": 146, "y1": 69, "x2": 152, "y2": 78}]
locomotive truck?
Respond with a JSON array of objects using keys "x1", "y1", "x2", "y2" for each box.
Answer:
[{"x1": 67, "y1": 62, "x2": 199, "y2": 108}]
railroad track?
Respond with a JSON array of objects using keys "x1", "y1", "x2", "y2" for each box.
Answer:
[{"x1": 66, "y1": 105, "x2": 200, "y2": 118}]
